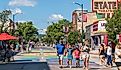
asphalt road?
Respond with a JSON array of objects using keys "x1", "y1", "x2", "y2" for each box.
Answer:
[{"x1": 0, "y1": 62, "x2": 50, "y2": 70}]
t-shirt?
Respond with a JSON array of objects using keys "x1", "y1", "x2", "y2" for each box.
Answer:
[
  {"x1": 56, "y1": 44, "x2": 65, "y2": 55},
  {"x1": 83, "y1": 45, "x2": 90, "y2": 53},
  {"x1": 74, "y1": 49, "x2": 80, "y2": 58},
  {"x1": 67, "y1": 48, "x2": 74, "y2": 56},
  {"x1": 107, "y1": 46, "x2": 112, "y2": 55}
]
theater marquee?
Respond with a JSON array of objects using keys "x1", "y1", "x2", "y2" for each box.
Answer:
[{"x1": 92, "y1": 0, "x2": 118, "y2": 13}]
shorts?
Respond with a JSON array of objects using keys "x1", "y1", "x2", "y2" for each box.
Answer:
[
  {"x1": 99, "y1": 55, "x2": 105, "y2": 58},
  {"x1": 82, "y1": 54, "x2": 90, "y2": 59},
  {"x1": 76, "y1": 58, "x2": 80, "y2": 60},
  {"x1": 58, "y1": 54, "x2": 64, "y2": 60},
  {"x1": 67, "y1": 55, "x2": 73, "y2": 60}
]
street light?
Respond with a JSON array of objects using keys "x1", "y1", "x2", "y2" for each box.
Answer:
[
  {"x1": 12, "y1": 9, "x2": 22, "y2": 34},
  {"x1": 12, "y1": 10, "x2": 22, "y2": 23},
  {"x1": 73, "y1": 2, "x2": 84, "y2": 45}
]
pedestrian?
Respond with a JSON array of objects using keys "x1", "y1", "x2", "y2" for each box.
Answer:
[
  {"x1": 103, "y1": 43, "x2": 107, "y2": 62},
  {"x1": 15, "y1": 42, "x2": 19, "y2": 52},
  {"x1": 56, "y1": 40, "x2": 65, "y2": 68},
  {"x1": 82, "y1": 44, "x2": 90, "y2": 70},
  {"x1": 10, "y1": 44, "x2": 15, "y2": 61},
  {"x1": 29, "y1": 41, "x2": 33, "y2": 52},
  {"x1": 66, "y1": 44, "x2": 74, "y2": 68},
  {"x1": 20, "y1": 42, "x2": 24, "y2": 53},
  {"x1": 99, "y1": 44, "x2": 105, "y2": 65},
  {"x1": 106, "y1": 43, "x2": 113, "y2": 67},
  {"x1": 74, "y1": 47, "x2": 81, "y2": 67},
  {"x1": 115, "y1": 43, "x2": 121, "y2": 59}
]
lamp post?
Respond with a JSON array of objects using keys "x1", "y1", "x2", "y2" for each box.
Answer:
[
  {"x1": 73, "y1": 2, "x2": 84, "y2": 45},
  {"x1": 12, "y1": 8, "x2": 22, "y2": 31}
]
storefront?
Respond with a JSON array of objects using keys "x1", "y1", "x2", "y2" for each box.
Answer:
[{"x1": 91, "y1": 20, "x2": 108, "y2": 48}]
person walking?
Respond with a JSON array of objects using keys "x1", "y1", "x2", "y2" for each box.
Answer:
[
  {"x1": 56, "y1": 40, "x2": 65, "y2": 68},
  {"x1": 82, "y1": 44, "x2": 90, "y2": 70},
  {"x1": 66, "y1": 44, "x2": 74, "y2": 68},
  {"x1": 10, "y1": 44, "x2": 15, "y2": 61},
  {"x1": 106, "y1": 43, "x2": 113, "y2": 67},
  {"x1": 74, "y1": 47, "x2": 81, "y2": 67},
  {"x1": 99, "y1": 44, "x2": 105, "y2": 65},
  {"x1": 29, "y1": 41, "x2": 33, "y2": 52}
]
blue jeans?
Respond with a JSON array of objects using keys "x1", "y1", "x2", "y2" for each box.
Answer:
[{"x1": 107, "y1": 55, "x2": 112, "y2": 65}]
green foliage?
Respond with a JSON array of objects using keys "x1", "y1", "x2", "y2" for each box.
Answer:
[
  {"x1": 68, "y1": 31, "x2": 79, "y2": 45},
  {"x1": 105, "y1": 8, "x2": 121, "y2": 44},
  {"x1": 45, "y1": 19, "x2": 71, "y2": 44},
  {"x1": 0, "y1": 10, "x2": 12, "y2": 33},
  {"x1": 15, "y1": 21, "x2": 38, "y2": 42}
]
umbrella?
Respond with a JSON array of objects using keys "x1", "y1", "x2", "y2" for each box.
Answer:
[{"x1": 0, "y1": 33, "x2": 17, "y2": 40}]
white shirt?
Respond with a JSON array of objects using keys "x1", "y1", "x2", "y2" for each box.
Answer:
[{"x1": 107, "y1": 46, "x2": 112, "y2": 55}]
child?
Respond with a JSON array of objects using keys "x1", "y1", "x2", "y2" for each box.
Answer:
[
  {"x1": 66, "y1": 44, "x2": 74, "y2": 68},
  {"x1": 74, "y1": 47, "x2": 81, "y2": 67}
]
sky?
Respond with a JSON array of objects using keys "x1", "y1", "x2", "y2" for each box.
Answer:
[{"x1": 0, "y1": 0, "x2": 91, "y2": 34}]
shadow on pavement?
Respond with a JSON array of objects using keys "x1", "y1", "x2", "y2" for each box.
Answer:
[
  {"x1": 115, "y1": 62, "x2": 121, "y2": 70},
  {"x1": 89, "y1": 68, "x2": 102, "y2": 70},
  {"x1": 62, "y1": 66, "x2": 83, "y2": 68},
  {"x1": 0, "y1": 62, "x2": 50, "y2": 70}
]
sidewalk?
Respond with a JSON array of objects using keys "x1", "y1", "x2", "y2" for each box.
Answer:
[
  {"x1": 12, "y1": 49, "x2": 118, "y2": 70},
  {"x1": 90, "y1": 50, "x2": 118, "y2": 70}
]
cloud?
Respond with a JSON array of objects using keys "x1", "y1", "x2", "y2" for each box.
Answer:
[
  {"x1": 8, "y1": 0, "x2": 36, "y2": 7},
  {"x1": 49, "y1": 14, "x2": 64, "y2": 21}
]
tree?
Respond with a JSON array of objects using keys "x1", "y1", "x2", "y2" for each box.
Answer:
[
  {"x1": 45, "y1": 19, "x2": 71, "y2": 44},
  {"x1": 0, "y1": 10, "x2": 12, "y2": 33},
  {"x1": 68, "y1": 31, "x2": 79, "y2": 45},
  {"x1": 105, "y1": 8, "x2": 121, "y2": 44},
  {"x1": 15, "y1": 21, "x2": 38, "y2": 42}
]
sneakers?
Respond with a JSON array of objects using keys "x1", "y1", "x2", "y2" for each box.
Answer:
[
  {"x1": 69, "y1": 66, "x2": 72, "y2": 68},
  {"x1": 59, "y1": 66, "x2": 63, "y2": 68}
]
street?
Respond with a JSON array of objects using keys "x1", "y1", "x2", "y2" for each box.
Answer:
[{"x1": 0, "y1": 46, "x2": 119, "y2": 70}]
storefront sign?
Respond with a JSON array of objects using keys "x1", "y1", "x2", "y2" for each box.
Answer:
[
  {"x1": 92, "y1": 0, "x2": 118, "y2": 13},
  {"x1": 98, "y1": 20, "x2": 107, "y2": 31},
  {"x1": 92, "y1": 20, "x2": 107, "y2": 32}
]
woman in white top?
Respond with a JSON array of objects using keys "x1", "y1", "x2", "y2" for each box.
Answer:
[
  {"x1": 82, "y1": 44, "x2": 90, "y2": 70},
  {"x1": 115, "y1": 43, "x2": 121, "y2": 60},
  {"x1": 106, "y1": 43, "x2": 112, "y2": 67}
]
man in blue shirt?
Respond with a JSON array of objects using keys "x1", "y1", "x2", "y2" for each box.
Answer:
[{"x1": 56, "y1": 40, "x2": 65, "y2": 68}]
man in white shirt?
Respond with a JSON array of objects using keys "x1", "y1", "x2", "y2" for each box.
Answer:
[{"x1": 106, "y1": 44, "x2": 112, "y2": 67}]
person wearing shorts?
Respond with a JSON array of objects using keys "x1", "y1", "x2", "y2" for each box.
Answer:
[
  {"x1": 66, "y1": 44, "x2": 74, "y2": 68},
  {"x1": 82, "y1": 44, "x2": 90, "y2": 70},
  {"x1": 56, "y1": 41, "x2": 65, "y2": 68},
  {"x1": 74, "y1": 47, "x2": 81, "y2": 67}
]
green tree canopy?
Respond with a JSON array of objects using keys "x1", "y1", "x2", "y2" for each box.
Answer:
[
  {"x1": 68, "y1": 31, "x2": 79, "y2": 45},
  {"x1": 0, "y1": 10, "x2": 12, "y2": 33},
  {"x1": 105, "y1": 8, "x2": 121, "y2": 44},
  {"x1": 45, "y1": 19, "x2": 71, "y2": 44},
  {"x1": 15, "y1": 21, "x2": 38, "y2": 42}
]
